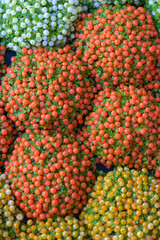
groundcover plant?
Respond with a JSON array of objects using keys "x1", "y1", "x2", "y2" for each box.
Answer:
[
  {"x1": 0, "y1": 0, "x2": 84, "y2": 51},
  {"x1": 145, "y1": 0, "x2": 160, "y2": 32},
  {"x1": 4, "y1": 128, "x2": 96, "y2": 220},
  {"x1": 80, "y1": 167, "x2": 160, "y2": 240},
  {"x1": 0, "y1": 45, "x2": 99, "y2": 132},
  {"x1": 74, "y1": 5, "x2": 160, "y2": 87},
  {"x1": 0, "y1": 45, "x2": 6, "y2": 79},
  {"x1": 84, "y1": 85, "x2": 160, "y2": 177},
  {"x1": 0, "y1": 1, "x2": 160, "y2": 240},
  {"x1": 82, "y1": 0, "x2": 145, "y2": 11}
]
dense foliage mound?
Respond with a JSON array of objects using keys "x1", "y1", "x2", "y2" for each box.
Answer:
[
  {"x1": 74, "y1": 5, "x2": 160, "y2": 87},
  {"x1": 84, "y1": 85, "x2": 160, "y2": 177},
  {"x1": 80, "y1": 167, "x2": 160, "y2": 240},
  {"x1": 0, "y1": 45, "x2": 98, "y2": 131},
  {"x1": 0, "y1": 173, "x2": 24, "y2": 240},
  {"x1": 5, "y1": 128, "x2": 96, "y2": 220},
  {"x1": 0, "y1": 0, "x2": 83, "y2": 51}
]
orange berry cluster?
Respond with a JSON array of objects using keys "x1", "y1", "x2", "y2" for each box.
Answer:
[
  {"x1": 144, "y1": 57, "x2": 160, "y2": 102},
  {"x1": 5, "y1": 128, "x2": 96, "y2": 220},
  {"x1": 74, "y1": 5, "x2": 160, "y2": 87},
  {"x1": 0, "y1": 45, "x2": 6, "y2": 80},
  {"x1": 0, "y1": 95, "x2": 16, "y2": 166},
  {"x1": 1, "y1": 45, "x2": 98, "y2": 132},
  {"x1": 84, "y1": 85, "x2": 160, "y2": 177}
]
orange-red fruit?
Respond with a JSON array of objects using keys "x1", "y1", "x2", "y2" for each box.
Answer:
[
  {"x1": 84, "y1": 85, "x2": 160, "y2": 177},
  {"x1": 5, "y1": 128, "x2": 96, "y2": 220},
  {"x1": 1, "y1": 45, "x2": 98, "y2": 131},
  {"x1": 75, "y1": 5, "x2": 159, "y2": 87}
]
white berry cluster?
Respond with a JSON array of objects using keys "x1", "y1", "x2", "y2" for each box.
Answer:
[
  {"x1": 82, "y1": 0, "x2": 143, "y2": 11},
  {"x1": 0, "y1": 0, "x2": 83, "y2": 51},
  {"x1": 82, "y1": 0, "x2": 107, "y2": 11}
]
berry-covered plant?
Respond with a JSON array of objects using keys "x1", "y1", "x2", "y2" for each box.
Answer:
[
  {"x1": 0, "y1": 0, "x2": 83, "y2": 51},
  {"x1": 145, "y1": 0, "x2": 160, "y2": 33},
  {"x1": 5, "y1": 128, "x2": 96, "y2": 220},
  {"x1": 144, "y1": 58, "x2": 160, "y2": 102},
  {"x1": 84, "y1": 85, "x2": 160, "y2": 177},
  {"x1": 74, "y1": 5, "x2": 160, "y2": 87},
  {"x1": 80, "y1": 167, "x2": 160, "y2": 240},
  {"x1": 144, "y1": 81, "x2": 160, "y2": 102},
  {"x1": 82, "y1": 0, "x2": 144, "y2": 12},
  {"x1": 0, "y1": 45, "x2": 6, "y2": 79},
  {"x1": 0, "y1": 173, "x2": 24, "y2": 240},
  {"x1": 0, "y1": 94, "x2": 16, "y2": 166},
  {"x1": 18, "y1": 215, "x2": 90, "y2": 239},
  {"x1": 0, "y1": 45, "x2": 97, "y2": 131},
  {"x1": 0, "y1": 3, "x2": 160, "y2": 240}
]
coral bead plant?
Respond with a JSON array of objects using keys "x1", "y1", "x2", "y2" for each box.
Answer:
[
  {"x1": 144, "y1": 58, "x2": 160, "y2": 102},
  {"x1": 0, "y1": 45, "x2": 97, "y2": 132},
  {"x1": 0, "y1": 93, "x2": 16, "y2": 166},
  {"x1": 145, "y1": 0, "x2": 160, "y2": 33},
  {"x1": 84, "y1": 85, "x2": 160, "y2": 176},
  {"x1": 74, "y1": 5, "x2": 160, "y2": 87},
  {"x1": 80, "y1": 167, "x2": 160, "y2": 240},
  {"x1": 0, "y1": 0, "x2": 83, "y2": 51},
  {"x1": 144, "y1": 81, "x2": 160, "y2": 102},
  {"x1": 17, "y1": 215, "x2": 90, "y2": 239},
  {"x1": 0, "y1": 2, "x2": 160, "y2": 240},
  {"x1": 0, "y1": 45, "x2": 6, "y2": 79},
  {"x1": 0, "y1": 172, "x2": 24, "y2": 240},
  {"x1": 5, "y1": 128, "x2": 96, "y2": 220}
]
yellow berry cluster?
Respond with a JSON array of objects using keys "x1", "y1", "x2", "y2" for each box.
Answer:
[
  {"x1": 0, "y1": 173, "x2": 24, "y2": 240},
  {"x1": 17, "y1": 216, "x2": 90, "y2": 240},
  {"x1": 80, "y1": 167, "x2": 160, "y2": 240}
]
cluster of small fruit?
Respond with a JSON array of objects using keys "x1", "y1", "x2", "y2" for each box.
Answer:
[{"x1": 0, "y1": 2, "x2": 159, "y2": 240}]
